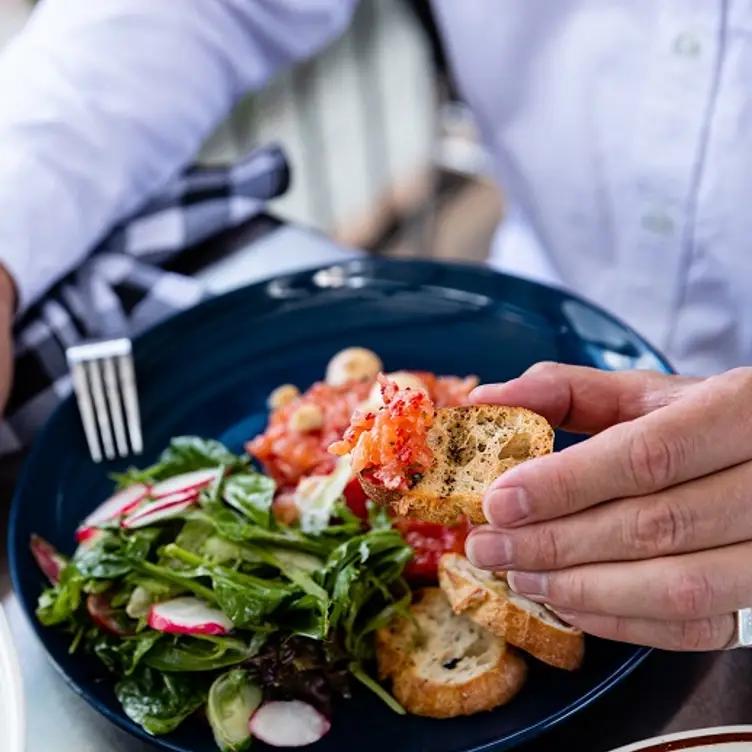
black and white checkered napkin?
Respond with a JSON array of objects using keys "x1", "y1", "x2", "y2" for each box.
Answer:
[{"x1": 1, "y1": 145, "x2": 289, "y2": 455}]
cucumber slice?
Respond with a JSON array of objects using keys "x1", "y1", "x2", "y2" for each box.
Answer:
[{"x1": 207, "y1": 669, "x2": 262, "y2": 751}]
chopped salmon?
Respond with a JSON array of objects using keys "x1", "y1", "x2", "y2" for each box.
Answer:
[{"x1": 329, "y1": 374, "x2": 436, "y2": 492}]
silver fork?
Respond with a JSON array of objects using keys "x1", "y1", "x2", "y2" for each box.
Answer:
[{"x1": 66, "y1": 338, "x2": 143, "y2": 462}]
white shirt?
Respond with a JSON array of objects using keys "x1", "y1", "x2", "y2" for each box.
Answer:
[{"x1": 0, "y1": 0, "x2": 749, "y2": 376}]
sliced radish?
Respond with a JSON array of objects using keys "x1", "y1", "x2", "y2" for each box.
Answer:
[
  {"x1": 75, "y1": 483, "x2": 150, "y2": 540},
  {"x1": 150, "y1": 469, "x2": 220, "y2": 499},
  {"x1": 29, "y1": 534, "x2": 68, "y2": 584},
  {"x1": 75, "y1": 526, "x2": 102, "y2": 544},
  {"x1": 121, "y1": 490, "x2": 197, "y2": 529},
  {"x1": 249, "y1": 700, "x2": 330, "y2": 747},
  {"x1": 147, "y1": 597, "x2": 233, "y2": 635},
  {"x1": 86, "y1": 593, "x2": 134, "y2": 636},
  {"x1": 74, "y1": 528, "x2": 106, "y2": 556}
]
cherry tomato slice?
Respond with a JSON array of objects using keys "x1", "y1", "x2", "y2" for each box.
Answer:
[
  {"x1": 396, "y1": 518, "x2": 470, "y2": 584},
  {"x1": 343, "y1": 478, "x2": 369, "y2": 519}
]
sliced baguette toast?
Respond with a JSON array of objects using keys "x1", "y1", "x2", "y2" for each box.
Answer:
[
  {"x1": 375, "y1": 587, "x2": 526, "y2": 718},
  {"x1": 439, "y1": 553, "x2": 584, "y2": 671},
  {"x1": 360, "y1": 404, "x2": 554, "y2": 525}
]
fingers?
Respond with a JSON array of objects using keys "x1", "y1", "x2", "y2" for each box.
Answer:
[
  {"x1": 550, "y1": 609, "x2": 734, "y2": 651},
  {"x1": 504, "y1": 541, "x2": 752, "y2": 620},
  {"x1": 470, "y1": 362, "x2": 699, "y2": 433},
  {"x1": 466, "y1": 460, "x2": 752, "y2": 570},
  {"x1": 482, "y1": 369, "x2": 752, "y2": 527}
]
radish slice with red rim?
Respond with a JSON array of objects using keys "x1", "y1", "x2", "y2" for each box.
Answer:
[
  {"x1": 150, "y1": 469, "x2": 221, "y2": 499},
  {"x1": 29, "y1": 534, "x2": 67, "y2": 585},
  {"x1": 121, "y1": 491, "x2": 197, "y2": 529},
  {"x1": 75, "y1": 483, "x2": 150, "y2": 540},
  {"x1": 147, "y1": 597, "x2": 233, "y2": 635},
  {"x1": 249, "y1": 700, "x2": 331, "y2": 747}
]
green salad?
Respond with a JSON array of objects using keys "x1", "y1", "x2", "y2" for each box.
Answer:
[{"x1": 31, "y1": 437, "x2": 412, "y2": 749}]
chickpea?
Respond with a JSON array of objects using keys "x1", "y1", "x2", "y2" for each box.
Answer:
[
  {"x1": 325, "y1": 347, "x2": 383, "y2": 386},
  {"x1": 360, "y1": 370, "x2": 429, "y2": 412},
  {"x1": 289, "y1": 403, "x2": 324, "y2": 432},
  {"x1": 267, "y1": 383, "x2": 300, "y2": 410}
]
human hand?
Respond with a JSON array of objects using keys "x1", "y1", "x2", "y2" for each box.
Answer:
[{"x1": 465, "y1": 362, "x2": 752, "y2": 651}]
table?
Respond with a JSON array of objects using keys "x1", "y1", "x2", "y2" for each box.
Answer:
[{"x1": 2, "y1": 216, "x2": 750, "y2": 752}]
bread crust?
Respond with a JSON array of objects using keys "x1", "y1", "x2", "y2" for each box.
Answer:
[
  {"x1": 360, "y1": 405, "x2": 554, "y2": 525},
  {"x1": 439, "y1": 554, "x2": 584, "y2": 671},
  {"x1": 376, "y1": 588, "x2": 527, "y2": 718}
]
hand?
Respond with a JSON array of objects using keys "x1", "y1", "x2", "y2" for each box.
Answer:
[
  {"x1": 0, "y1": 263, "x2": 16, "y2": 413},
  {"x1": 465, "y1": 362, "x2": 752, "y2": 651}
]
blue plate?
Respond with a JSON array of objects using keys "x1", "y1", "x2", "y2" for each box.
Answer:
[{"x1": 8, "y1": 259, "x2": 670, "y2": 752}]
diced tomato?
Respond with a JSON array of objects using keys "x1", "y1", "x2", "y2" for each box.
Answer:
[
  {"x1": 412, "y1": 372, "x2": 479, "y2": 408},
  {"x1": 395, "y1": 518, "x2": 470, "y2": 584},
  {"x1": 248, "y1": 380, "x2": 371, "y2": 488},
  {"x1": 250, "y1": 368, "x2": 479, "y2": 530},
  {"x1": 343, "y1": 478, "x2": 369, "y2": 519}
]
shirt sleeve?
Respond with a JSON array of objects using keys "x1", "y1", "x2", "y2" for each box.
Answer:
[{"x1": 0, "y1": 0, "x2": 357, "y2": 312}]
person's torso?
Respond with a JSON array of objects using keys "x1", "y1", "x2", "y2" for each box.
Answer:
[{"x1": 432, "y1": 0, "x2": 752, "y2": 375}]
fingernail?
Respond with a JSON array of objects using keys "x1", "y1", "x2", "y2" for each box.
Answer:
[
  {"x1": 549, "y1": 607, "x2": 577, "y2": 624},
  {"x1": 466, "y1": 531, "x2": 512, "y2": 569},
  {"x1": 483, "y1": 486, "x2": 529, "y2": 526},
  {"x1": 507, "y1": 571, "x2": 547, "y2": 598},
  {"x1": 469, "y1": 383, "x2": 502, "y2": 402}
]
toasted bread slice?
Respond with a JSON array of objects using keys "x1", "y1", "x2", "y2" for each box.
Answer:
[
  {"x1": 376, "y1": 588, "x2": 526, "y2": 718},
  {"x1": 438, "y1": 553, "x2": 584, "y2": 671},
  {"x1": 360, "y1": 404, "x2": 553, "y2": 525}
]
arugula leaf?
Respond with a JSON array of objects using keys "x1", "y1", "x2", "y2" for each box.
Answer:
[
  {"x1": 73, "y1": 532, "x2": 133, "y2": 579},
  {"x1": 162, "y1": 544, "x2": 294, "y2": 629},
  {"x1": 144, "y1": 634, "x2": 256, "y2": 672},
  {"x1": 113, "y1": 436, "x2": 247, "y2": 487},
  {"x1": 174, "y1": 519, "x2": 215, "y2": 556},
  {"x1": 157, "y1": 437, "x2": 246, "y2": 475},
  {"x1": 196, "y1": 504, "x2": 331, "y2": 556},
  {"x1": 93, "y1": 631, "x2": 162, "y2": 675},
  {"x1": 130, "y1": 559, "x2": 217, "y2": 603},
  {"x1": 222, "y1": 474, "x2": 275, "y2": 528},
  {"x1": 242, "y1": 544, "x2": 327, "y2": 602},
  {"x1": 350, "y1": 662, "x2": 405, "y2": 715},
  {"x1": 116, "y1": 667, "x2": 207, "y2": 735},
  {"x1": 212, "y1": 575, "x2": 288, "y2": 629},
  {"x1": 36, "y1": 564, "x2": 85, "y2": 626}
]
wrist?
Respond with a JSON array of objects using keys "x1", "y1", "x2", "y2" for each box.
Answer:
[{"x1": 0, "y1": 263, "x2": 17, "y2": 319}]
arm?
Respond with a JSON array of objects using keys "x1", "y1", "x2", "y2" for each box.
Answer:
[{"x1": 0, "y1": 0, "x2": 357, "y2": 312}]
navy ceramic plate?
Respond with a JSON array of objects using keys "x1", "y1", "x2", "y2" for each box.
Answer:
[{"x1": 9, "y1": 259, "x2": 670, "y2": 752}]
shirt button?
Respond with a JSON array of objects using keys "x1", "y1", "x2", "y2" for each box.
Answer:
[
  {"x1": 640, "y1": 210, "x2": 675, "y2": 236},
  {"x1": 673, "y1": 32, "x2": 701, "y2": 58}
]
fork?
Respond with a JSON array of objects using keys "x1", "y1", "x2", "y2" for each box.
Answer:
[{"x1": 66, "y1": 338, "x2": 143, "y2": 462}]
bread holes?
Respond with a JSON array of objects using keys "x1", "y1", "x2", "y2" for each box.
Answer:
[
  {"x1": 360, "y1": 405, "x2": 554, "y2": 525},
  {"x1": 499, "y1": 433, "x2": 531, "y2": 460}
]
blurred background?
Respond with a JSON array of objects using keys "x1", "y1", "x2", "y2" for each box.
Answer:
[{"x1": 0, "y1": 0, "x2": 502, "y2": 263}]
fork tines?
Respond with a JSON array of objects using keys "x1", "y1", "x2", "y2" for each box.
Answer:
[{"x1": 66, "y1": 338, "x2": 143, "y2": 462}]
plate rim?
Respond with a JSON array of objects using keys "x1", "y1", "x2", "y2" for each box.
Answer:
[
  {"x1": 8, "y1": 257, "x2": 672, "y2": 752},
  {"x1": 608, "y1": 725, "x2": 752, "y2": 752}
]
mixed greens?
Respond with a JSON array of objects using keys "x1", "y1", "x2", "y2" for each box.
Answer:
[{"x1": 32, "y1": 437, "x2": 412, "y2": 749}]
